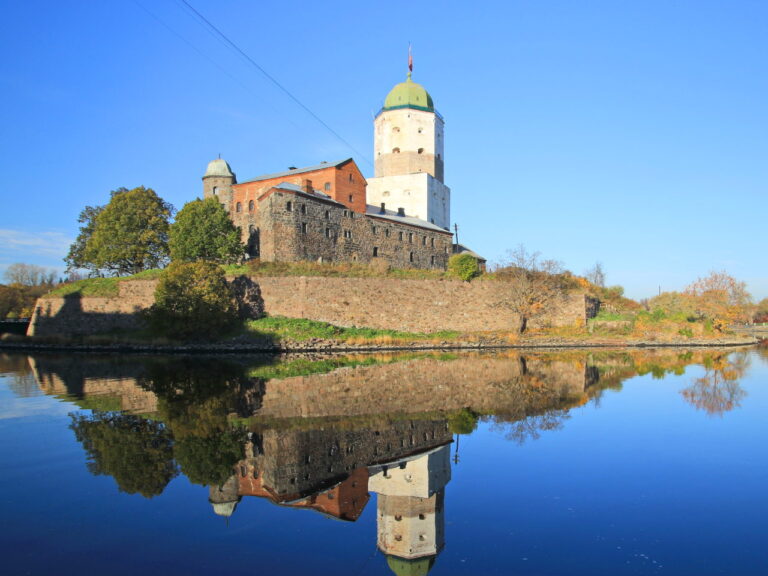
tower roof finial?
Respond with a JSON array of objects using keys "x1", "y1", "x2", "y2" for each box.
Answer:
[{"x1": 408, "y1": 42, "x2": 413, "y2": 79}]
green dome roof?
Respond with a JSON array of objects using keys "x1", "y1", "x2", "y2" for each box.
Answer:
[
  {"x1": 386, "y1": 555, "x2": 437, "y2": 576},
  {"x1": 383, "y1": 74, "x2": 434, "y2": 112}
]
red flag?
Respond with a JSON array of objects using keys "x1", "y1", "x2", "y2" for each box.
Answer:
[{"x1": 408, "y1": 44, "x2": 413, "y2": 73}]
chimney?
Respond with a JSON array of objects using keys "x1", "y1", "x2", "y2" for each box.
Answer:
[
  {"x1": 397, "y1": 207, "x2": 405, "y2": 216},
  {"x1": 379, "y1": 202, "x2": 386, "y2": 214},
  {"x1": 304, "y1": 179, "x2": 313, "y2": 193}
]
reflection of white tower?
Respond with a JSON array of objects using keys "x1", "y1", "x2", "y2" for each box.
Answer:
[
  {"x1": 369, "y1": 444, "x2": 451, "y2": 572},
  {"x1": 367, "y1": 68, "x2": 451, "y2": 230}
]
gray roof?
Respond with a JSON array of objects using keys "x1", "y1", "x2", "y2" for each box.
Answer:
[
  {"x1": 242, "y1": 159, "x2": 353, "y2": 184},
  {"x1": 453, "y1": 243, "x2": 487, "y2": 262},
  {"x1": 365, "y1": 205, "x2": 452, "y2": 235},
  {"x1": 274, "y1": 182, "x2": 346, "y2": 206}
]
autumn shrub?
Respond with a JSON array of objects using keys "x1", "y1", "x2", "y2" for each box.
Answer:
[
  {"x1": 146, "y1": 261, "x2": 238, "y2": 340},
  {"x1": 448, "y1": 254, "x2": 480, "y2": 282}
]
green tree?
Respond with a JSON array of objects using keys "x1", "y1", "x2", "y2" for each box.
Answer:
[
  {"x1": 146, "y1": 260, "x2": 238, "y2": 339},
  {"x1": 69, "y1": 186, "x2": 173, "y2": 276},
  {"x1": 69, "y1": 412, "x2": 178, "y2": 498},
  {"x1": 174, "y1": 430, "x2": 247, "y2": 487},
  {"x1": 448, "y1": 253, "x2": 480, "y2": 282},
  {"x1": 169, "y1": 197, "x2": 244, "y2": 264}
]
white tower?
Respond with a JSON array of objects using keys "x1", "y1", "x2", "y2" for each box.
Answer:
[
  {"x1": 367, "y1": 67, "x2": 451, "y2": 230},
  {"x1": 369, "y1": 444, "x2": 451, "y2": 573}
]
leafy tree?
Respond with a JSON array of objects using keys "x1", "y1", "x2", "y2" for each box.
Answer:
[
  {"x1": 684, "y1": 270, "x2": 753, "y2": 324},
  {"x1": 492, "y1": 245, "x2": 566, "y2": 333},
  {"x1": 146, "y1": 261, "x2": 238, "y2": 339},
  {"x1": 680, "y1": 353, "x2": 748, "y2": 416},
  {"x1": 0, "y1": 264, "x2": 57, "y2": 318},
  {"x1": 65, "y1": 188, "x2": 126, "y2": 275},
  {"x1": 169, "y1": 197, "x2": 244, "y2": 264},
  {"x1": 754, "y1": 298, "x2": 768, "y2": 323},
  {"x1": 174, "y1": 430, "x2": 247, "y2": 487},
  {"x1": 68, "y1": 187, "x2": 173, "y2": 276},
  {"x1": 69, "y1": 412, "x2": 177, "y2": 498},
  {"x1": 447, "y1": 253, "x2": 480, "y2": 282}
]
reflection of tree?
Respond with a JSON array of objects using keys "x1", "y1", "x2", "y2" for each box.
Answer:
[
  {"x1": 490, "y1": 409, "x2": 571, "y2": 444},
  {"x1": 174, "y1": 431, "x2": 246, "y2": 486},
  {"x1": 681, "y1": 353, "x2": 748, "y2": 416},
  {"x1": 141, "y1": 358, "x2": 255, "y2": 486},
  {"x1": 69, "y1": 412, "x2": 177, "y2": 497}
]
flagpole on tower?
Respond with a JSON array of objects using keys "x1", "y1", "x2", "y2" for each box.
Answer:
[{"x1": 408, "y1": 42, "x2": 413, "y2": 78}]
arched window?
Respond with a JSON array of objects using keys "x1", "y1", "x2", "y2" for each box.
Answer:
[
  {"x1": 236, "y1": 202, "x2": 242, "y2": 213},
  {"x1": 392, "y1": 147, "x2": 400, "y2": 154},
  {"x1": 212, "y1": 186, "x2": 219, "y2": 195},
  {"x1": 248, "y1": 200, "x2": 254, "y2": 212}
]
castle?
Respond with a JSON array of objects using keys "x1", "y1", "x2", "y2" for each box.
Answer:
[{"x1": 202, "y1": 66, "x2": 464, "y2": 271}]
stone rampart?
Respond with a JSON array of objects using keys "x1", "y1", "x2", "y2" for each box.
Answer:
[{"x1": 28, "y1": 276, "x2": 595, "y2": 337}]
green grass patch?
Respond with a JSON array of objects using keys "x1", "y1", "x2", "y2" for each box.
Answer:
[
  {"x1": 245, "y1": 259, "x2": 448, "y2": 280},
  {"x1": 244, "y1": 316, "x2": 460, "y2": 343},
  {"x1": 47, "y1": 277, "x2": 120, "y2": 297}
]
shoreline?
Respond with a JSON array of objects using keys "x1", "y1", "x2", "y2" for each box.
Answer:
[{"x1": 0, "y1": 334, "x2": 758, "y2": 355}]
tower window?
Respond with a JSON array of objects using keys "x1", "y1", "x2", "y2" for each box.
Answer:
[
  {"x1": 385, "y1": 228, "x2": 390, "y2": 238},
  {"x1": 300, "y1": 204, "x2": 306, "y2": 214},
  {"x1": 417, "y1": 148, "x2": 424, "y2": 154},
  {"x1": 349, "y1": 194, "x2": 353, "y2": 202},
  {"x1": 248, "y1": 200, "x2": 254, "y2": 212},
  {"x1": 392, "y1": 147, "x2": 400, "y2": 154},
  {"x1": 398, "y1": 231, "x2": 403, "y2": 241},
  {"x1": 431, "y1": 237, "x2": 435, "y2": 247},
  {"x1": 408, "y1": 233, "x2": 413, "y2": 243},
  {"x1": 422, "y1": 236, "x2": 427, "y2": 246},
  {"x1": 409, "y1": 251, "x2": 414, "y2": 263},
  {"x1": 212, "y1": 186, "x2": 219, "y2": 195},
  {"x1": 236, "y1": 202, "x2": 242, "y2": 213},
  {"x1": 349, "y1": 173, "x2": 354, "y2": 183},
  {"x1": 325, "y1": 228, "x2": 332, "y2": 238},
  {"x1": 324, "y1": 182, "x2": 331, "y2": 191},
  {"x1": 301, "y1": 222, "x2": 307, "y2": 234},
  {"x1": 325, "y1": 210, "x2": 330, "y2": 220},
  {"x1": 286, "y1": 201, "x2": 293, "y2": 212},
  {"x1": 373, "y1": 247, "x2": 379, "y2": 257},
  {"x1": 372, "y1": 226, "x2": 377, "y2": 234},
  {"x1": 431, "y1": 255, "x2": 435, "y2": 265}
]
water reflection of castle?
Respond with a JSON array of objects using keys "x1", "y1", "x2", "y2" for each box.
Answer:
[
  {"x1": 16, "y1": 349, "x2": 748, "y2": 575},
  {"x1": 211, "y1": 421, "x2": 452, "y2": 571}
]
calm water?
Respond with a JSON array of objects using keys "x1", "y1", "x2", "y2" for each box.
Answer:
[{"x1": 1, "y1": 347, "x2": 766, "y2": 575}]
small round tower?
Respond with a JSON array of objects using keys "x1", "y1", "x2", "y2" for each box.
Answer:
[{"x1": 202, "y1": 157, "x2": 236, "y2": 211}]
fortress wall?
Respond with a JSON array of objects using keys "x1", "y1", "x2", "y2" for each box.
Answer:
[
  {"x1": 28, "y1": 276, "x2": 594, "y2": 337},
  {"x1": 255, "y1": 276, "x2": 591, "y2": 333},
  {"x1": 254, "y1": 355, "x2": 589, "y2": 421}
]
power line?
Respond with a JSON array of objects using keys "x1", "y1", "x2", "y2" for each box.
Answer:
[
  {"x1": 176, "y1": 0, "x2": 372, "y2": 166},
  {"x1": 130, "y1": 0, "x2": 303, "y2": 132}
]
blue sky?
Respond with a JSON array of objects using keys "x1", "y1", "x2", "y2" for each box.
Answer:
[{"x1": 1, "y1": 0, "x2": 766, "y2": 301}]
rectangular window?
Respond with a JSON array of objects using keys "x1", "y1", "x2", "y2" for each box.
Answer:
[
  {"x1": 300, "y1": 204, "x2": 306, "y2": 214},
  {"x1": 385, "y1": 228, "x2": 390, "y2": 238},
  {"x1": 325, "y1": 228, "x2": 332, "y2": 238},
  {"x1": 349, "y1": 194, "x2": 353, "y2": 202},
  {"x1": 409, "y1": 251, "x2": 414, "y2": 263},
  {"x1": 398, "y1": 231, "x2": 403, "y2": 241},
  {"x1": 422, "y1": 236, "x2": 427, "y2": 246},
  {"x1": 325, "y1": 210, "x2": 330, "y2": 220},
  {"x1": 301, "y1": 222, "x2": 307, "y2": 234},
  {"x1": 286, "y1": 201, "x2": 292, "y2": 212},
  {"x1": 372, "y1": 226, "x2": 377, "y2": 235},
  {"x1": 431, "y1": 237, "x2": 435, "y2": 247},
  {"x1": 408, "y1": 233, "x2": 413, "y2": 243},
  {"x1": 373, "y1": 247, "x2": 379, "y2": 257},
  {"x1": 324, "y1": 182, "x2": 331, "y2": 191}
]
